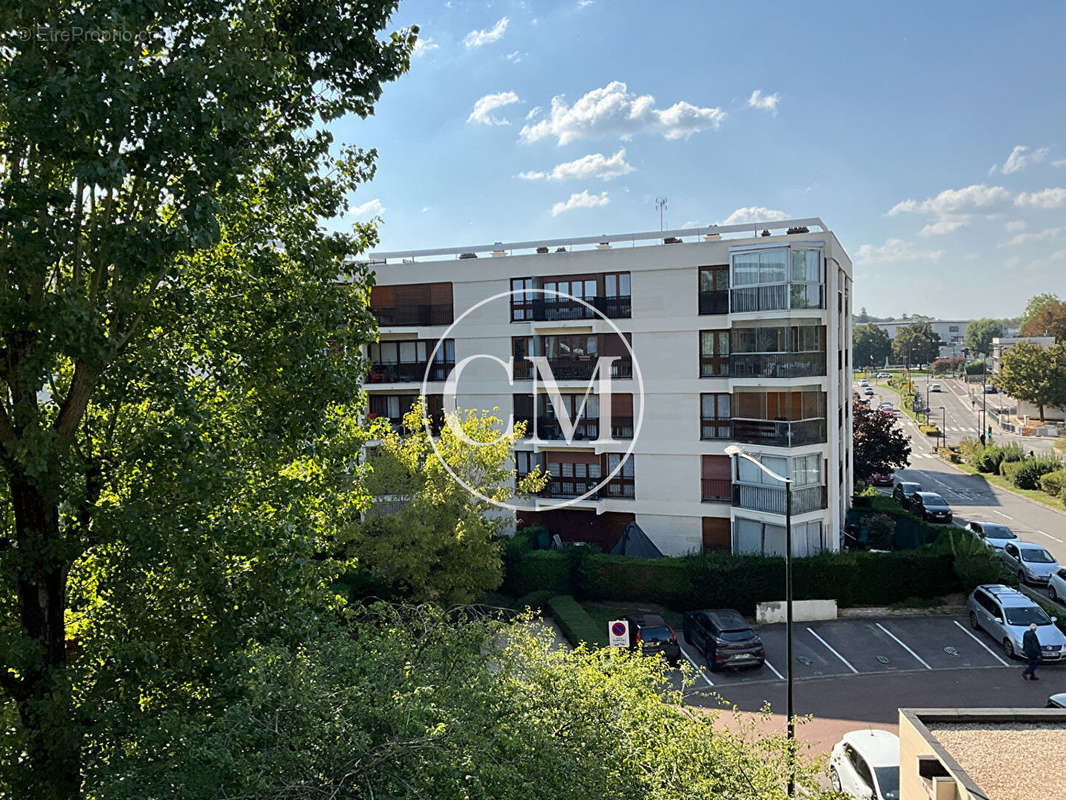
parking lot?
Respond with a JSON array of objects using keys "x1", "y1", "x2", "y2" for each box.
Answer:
[{"x1": 674, "y1": 614, "x2": 1058, "y2": 689}]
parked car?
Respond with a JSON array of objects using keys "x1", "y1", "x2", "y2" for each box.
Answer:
[
  {"x1": 859, "y1": 378, "x2": 869, "y2": 387},
  {"x1": 892, "y1": 481, "x2": 922, "y2": 510},
  {"x1": 964, "y1": 521, "x2": 1018, "y2": 552},
  {"x1": 871, "y1": 472, "x2": 894, "y2": 487},
  {"x1": 877, "y1": 372, "x2": 891, "y2": 378},
  {"x1": 863, "y1": 386, "x2": 875, "y2": 396},
  {"x1": 1049, "y1": 693, "x2": 1066, "y2": 708},
  {"x1": 983, "y1": 384, "x2": 998, "y2": 393},
  {"x1": 1049, "y1": 568, "x2": 1066, "y2": 603},
  {"x1": 624, "y1": 613, "x2": 681, "y2": 667},
  {"x1": 909, "y1": 491, "x2": 953, "y2": 523},
  {"x1": 1000, "y1": 541, "x2": 1059, "y2": 586},
  {"x1": 967, "y1": 584, "x2": 1066, "y2": 661},
  {"x1": 682, "y1": 608, "x2": 764, "y2": 671},
  {"x1": 829, "y1": 729, "x2": 900, "y2": 800},
  {"x1": 929, "y1": 382, "x2": 942, "y2": 392}
]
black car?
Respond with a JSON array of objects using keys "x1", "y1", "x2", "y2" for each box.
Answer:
[
  {"x1": 892, "y1": 481, "x2": 922, "y2": 510},
  {"x1": 682, "y1": 608, "x2": 765, "y2": 671},
  {"x1": 624, "y1": 613, "x2": 681, "y2": 667},
  {"x1": 910, "y1": 491, "x2": 953, "y2": 523}
]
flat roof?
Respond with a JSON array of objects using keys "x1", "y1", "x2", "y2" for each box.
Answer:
[{"x1": 367, "y1": 217, "x2": 829, "y2": 261}]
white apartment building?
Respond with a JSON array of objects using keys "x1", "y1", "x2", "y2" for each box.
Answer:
[
  {"x1": 874, "y1": 319, "x2": 973, "y2": 358},
  {"x1": 363, "y1": 218, "x2": 854, "y2": 556}
]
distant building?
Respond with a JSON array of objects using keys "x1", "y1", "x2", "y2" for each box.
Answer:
[
  {"x1": 873, "y1": 319, "x2": 972, "y2": 359},
  {"x1": 898, "y1": 708, "x2": 1066, "y2": 800},
  {"x1": 990, "y1": 335, "x2": 1063, "y2": 422}
]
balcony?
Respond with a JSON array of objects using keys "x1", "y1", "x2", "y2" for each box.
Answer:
[
  {"x1": 730, "y1": 285, "x2": 788, "y2": 313},
  {"x1": 521, "y1": 416, "x2": 635, "y2": 442},
  {"x1": 367, "y1": 361, "x2": 454, "y2": 383},
  {"x1": 701, "y1": 478, "x2": 731, "y2": 502},
  {"x1": 529, "y1": 296, "x2": 631, "y2": 321},
  {"x1": 698, "y1": 289, "x2": 729, "y2": 315},
  {"x1": 371, "y1": 304, "x2": 453, "y2": 326},
  {"x1": 516, "y1": 474, "x2": 634, "y2": 500},
  {"x1": 731, "y1": 417, "x2": 827, "y2": 447},
  {"x1": 730, "y1": 352, "x2": 827, "y2": 379},
  {"x1": 732, "y1": 484, "x2": 827, "y2": 515},
  {"x1": 514, "y1": 357, "x2": 633, "y2": 381}
]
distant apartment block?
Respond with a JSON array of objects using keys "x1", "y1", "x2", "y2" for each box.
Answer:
[
  {"x1": 363, "y1": 218, "x2": 854, "y2": 556},
  {"x1": 873, "y1": 319, "x2": 973, "y2": 359}
]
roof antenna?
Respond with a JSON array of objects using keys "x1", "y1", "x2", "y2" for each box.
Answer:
[{"x1": 655, "y1": 197, "x2": 668, "y2": 232}]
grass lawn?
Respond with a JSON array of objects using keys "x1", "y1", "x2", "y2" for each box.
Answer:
[
  {"x1": 943, "y1": 457, "x2": 1066, "y2": 512},
  {"x1": 582, "y1": 602, "x2": 685, "y2": 635}
]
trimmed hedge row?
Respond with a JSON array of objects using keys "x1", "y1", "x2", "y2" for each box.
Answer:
[
  {"x1": 503, "y1": 549, "x2": 572, "y2": 596},
  {"x1": 546, "y1": 594, "x2": 607, "y2": 647}
]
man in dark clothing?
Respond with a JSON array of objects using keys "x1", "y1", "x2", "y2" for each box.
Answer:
[{"x1": 1022, "y1": 623, "x2": 1041, "y2": 680}]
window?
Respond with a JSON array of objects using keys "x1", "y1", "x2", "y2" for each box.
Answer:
[
  {"x1": 700, "y1": 393, "x2": 731, "y2": 439},
  {"x1": 949, "y1": 325, "x2": 959, "y2": 333},
  {"x1": 730, "y1": 247, "x2": 824, "y2": 312},
  {"x1": 700, "y1": 330, "x2": 730, "y2": 376},
  {"x1": 698, "y1": 266, "x2": 729, "y2": 314},
  {"x1": 515, "y1": 450, "x2": 538, "y2": 476},
  {"x1": 604, "y1": 272, "x2": 631, "y2": 297},
  {"x1": 603, "y1": 453, "x2": 635, "y2": 497},
  {"x1": 513, "y1": 336, "x2": 533, "y2": 379},
  {"x1": 511, "y1": 278, "x2": 535, "y2": 321},
  {"x1": 701, "y1": 455, "x2": 731, "y2": 502},
  {"x1": 791, "y1": 453, "x2": 821, "y2": 486}
]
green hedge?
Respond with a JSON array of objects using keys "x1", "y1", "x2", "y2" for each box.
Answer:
[
  {"x1": 546, "y1": 594, "x2": 607, "y2": 647},
  {"x1": 1012, "y1": 456, "x2": 1063, "y2": 490},
  {"x1": 514, "y1": 589, "x2": 555, "y2": 612},
  {"x1": 504, "y1": 550, "x2": 572, "y2": 596},
  {"x1": 1040, "y1": 471, "x2": 1066, "y2": 497},
  {"x1": 1000, "y1": 459, "x2": 1025, "y2": 483}
]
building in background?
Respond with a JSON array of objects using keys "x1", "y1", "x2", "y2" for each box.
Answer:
[
  {"x1": 989, "y1": 335, "x2": 1056, "y2": 375},
  {"x1": 898, "y1": 708, "x2": 1066, "y2": 800},
  {"x1": 363, "y1": 218, "x2": 853, "y2": 556},
  {"x1": 874, "y1": 319, "x2": 973, "y2": 360}
]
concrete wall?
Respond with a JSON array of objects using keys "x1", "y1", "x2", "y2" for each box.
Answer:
[{"x1": 755, "y1": 599, "x2": 837, "y2": 624}]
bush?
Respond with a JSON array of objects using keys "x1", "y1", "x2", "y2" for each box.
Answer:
[
  {"x1": 546, "y1": 594, "x2": 607, "y2": 647},
  {"x1": 919, "y1": 424, "x2": 940, "y2": 436},
  {"x1": 1040, "y1": 470, "x2": 1066, "y2": 497},
  {"x1": 866, "y1": 514, "x2": 895, "y2": 550},
  {"x1": 503, "y1": 550, "x2": 573, "y2": 596},
  {"x1": 964, "y1": 360, "x2": 987, "y2": 375},
  {"x1": 935, "y1": 529, "x2": 1004, "y2": 591},
  {"x1": 1000, "y1": 459, "x2": 1025, "y2": 484},
  {"x1": 514, "y1": 589, "x2": 555, "y2": 612},
  {"x1": 959, "y1": 437, "x2": 984, "y2": 465},
  {"x1": 1000, "y1": 443, "x2": 1026, "y2": 464},
  {"x1": 976, "y1": 445, "x2": 1005, "y2": 473},
  {"x1": 1012, "y1": 456, "x2": 1064, "y2": 490}
]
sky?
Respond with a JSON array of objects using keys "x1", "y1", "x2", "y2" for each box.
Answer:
[{"x1": 326, "y1": 0, "x2": 1066, "y2": 320}]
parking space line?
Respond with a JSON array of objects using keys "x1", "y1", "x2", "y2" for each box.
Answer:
[
  {"x1": 762, "y1": 658, "x2": 785, "y2": 681},
  {"x1": 679, "y1": 644, "x2": 714, "y2": 687},
  {"x1": 1036, "y1": 529, "x2": 1064, "y2": 544},
  {"x1": 990, "y1": 510, "x2": 1012, "y2": 520},
  {"x1": 875, "y1": 623, "x2": 932, "y2": 670},
  {"x1": 806, "y1": 627, "x2": 858, "y2": 673},
  {"x1": 952, "y1": 620, "x2": 1009, "y2": 667}
]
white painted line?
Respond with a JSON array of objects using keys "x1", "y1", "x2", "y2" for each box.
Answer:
[
  {"x1": 990, "y1": 509, "x2": 1012, "y2": 520},
  {"x1": 1035, "y1": 529, "x2": 1065, "y2": 544},
  {"x1": 762, "y1": 657, "x2": 785, "y2": 681},
  {"x1": 679, "y1": 644, "x2": 714, "y2": 687},
  {"x1": 806, "y1": 627, "x2": 859, "y2": 673},
  {"x1": 876, "y1": 622, "x2": 932, "y2": 670},
  {"x1": 952, "y1": 620, "x2": 1010, "y2": 667}
]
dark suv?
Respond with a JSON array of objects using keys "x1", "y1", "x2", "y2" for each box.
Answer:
[
  {"x1": 624, "y1": 613, "x2": 681, "y2": 667},
  {"x1": 892, "y1": 481, "x2": 922, "y2": 510},
  {"x1": 682, "y1": 609, "x2": 765, "y2": 671}
]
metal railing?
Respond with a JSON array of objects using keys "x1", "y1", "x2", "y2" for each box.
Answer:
[
  {"x1": 529, "y1": 295, "x2": 631, "y2": 320},
  {"x1": 732, "y1": 484, "x2": 827, "y2": 514},
  {"x1": 731, "y1": 417, "x2": 827, "y2": 447},
  {"x1": 513, "y1": 357, "x2": 633, "y2": 381},
  {"x1": 730, "y1": 285, "x2": 789, "y2": 312},
  {"x1": 367, "y1": 361, "x2": 454, "y2": 383},
  {"x1": 701, "y1": 478, "x2": 731, "y2": 502},
  {"x1": 371, "y1": 304, "x2": 454, "y2": 326},
  {"x1": 523, "y1": 416, "x2": 635, "y2": 442},
  {"x1": 730, "y1": 352, "x2": 826, "y2": 379},
  {"x1": 698, "y1": 290, "x2": 729, "y2": 315}
]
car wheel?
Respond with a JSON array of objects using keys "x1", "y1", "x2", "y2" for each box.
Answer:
[
  {"x1": 1003, "y1": 638, "x2": 1015, "y2": 659},
  {"x1": 969, "y1": 611, "x2": 980, "y2": 630},
  {"x1": 829, "y1": 768, "x2": 841, "y2": 792}
]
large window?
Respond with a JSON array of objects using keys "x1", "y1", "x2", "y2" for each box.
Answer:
[
  {"x1": 730, "y1": 247, "x2": 823, "y2": 312},
  {"x1": 730, "y1": 324, "x2": 826, "y2": 378},
  {"x1": 700, "y1": 393, "x2": 731, "y2": 439},
  {"x1": 368, "y1": 339, "x2": 455, "y2": 382},
  {"x1": 735, "y1": 517, "x2": 824, "y2": 557},
  {"x1": 511, "y1": 278, "x2": 535, "y2": 321},
  {"x1": 370, "y1": 283, "x2": 454, "y2": 326},
  {"x1": 789, "y1": 249, "x2": 823, "y2": 309},
  {"x1": 700, "y1": 330, "x2": 730, "y2": 376},
  {"x1": 698, "y1": 265, "x2": 729, "y2": 315}
]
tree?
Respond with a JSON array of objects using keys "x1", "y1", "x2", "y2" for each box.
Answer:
[
  {"x1": 996, "y1": 342, "x2": 1066, "y2": 421},
  {"x1": 1021, "y1": 293, "x2": 1060, "y2": 329},
  {"x1": 891, "y1": 322, "x2": 942, "y2": 367},
  {"x1": 0, "y1": 4, "x2": 415, "y2": 796},
  {"x1": 1021, "y1": 299, "x2": 1066, "y2": 342},
  {"x1": 853, "y1": 323, "x2": 892, "y2": 369},
  {"x1": 853, "y1": 398, "x2": 912, "y2": 482},
  {"x1": 965, "y1": 318, "x2": 1004, "y2": 357},
  {"x1": 351, "y1": 404, "x2": 547, "y2": 605}
]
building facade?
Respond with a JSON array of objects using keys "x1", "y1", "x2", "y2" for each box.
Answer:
[
  {"x1": 873, "y1": 319, "x2": 973, "y2": 360},
  {"x1": 363, "y1": 218, "x2": 854, "y2": 556}
]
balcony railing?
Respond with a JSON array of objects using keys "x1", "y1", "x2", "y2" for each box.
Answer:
[
  {"x1": 732, "y1": 484, "x2": 827, "y2": 515},
  {"x1": 730, "y1": 285, "x2": 789, "y2": 313},
  {"x1": 698, "y1": 290, "x2": 729, "y2": 315},
  {"x1": 522, "y1": 416, "x2": 635, "y2": 442},
  {"x1": 731, "y1": 417, "x2": 827, "y2": 447},
  {"x1": 371, "y1": 304, "x2": 453, "y2": 326},
  {"x1": 514, "y1": 357, "x2": 633, "y2": 381},
  {"x1": 701, "y1": 478, "x2": 731, "y2": 502},
  {"x1": 367, "y1": 362, "x2": 454, "y2": 383},
  {"x1": 529, "y1": 296, "x2": 631, "y2": 321},
  {"x1": 730, "y1": 352, "x2": 827, "y2": 379},
  {"x1": 516, "y1": 474, "x2": 635, "y2": 500}
]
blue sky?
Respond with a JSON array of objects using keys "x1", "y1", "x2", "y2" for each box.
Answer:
[{"x1": 328, "y1": 0, "x2": 1066, "y2": 319}]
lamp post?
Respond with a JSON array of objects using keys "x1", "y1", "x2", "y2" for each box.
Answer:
[
  {"x1": 725, "y1": 444, "x2": 794, "y2": 797},
  {"x1": 940, "y1": 406, "x2": 947, "y2": 450}
]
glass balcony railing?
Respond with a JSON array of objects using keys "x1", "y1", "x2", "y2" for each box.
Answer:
[
  {"x1": 514, "y1": 357, "x2": 633, "y2": 381},
  {"x1": 516, "y1": 474, "x2": 635, "y2": 500},
  {"x1": 731, "y1": 417, "x2": 827, "y2": 447},
  {"x1": 371, "y1": 304, "x2": 454, "y2": 326},
  {"x1": 730, "y1": 352, "x2": 827, "y2": 379},
  {"x1": 732, "y1": 484, "x2": 827, "y2": 515},
  {"x1": 698, "y1": 290, "x2": 729, "y2": 315},
  {"x1": 529, "y1": 296, "x2": 631, "y2": 321},
  {"x1": 518, "y1": 416, "x2": 635, "y2": 442},
  {"x1": 701, "y1": 478, "x2": 731, "y2": 502},
  {"x1": 367, "y1": 362, "x2": 454, "y2": 383}
]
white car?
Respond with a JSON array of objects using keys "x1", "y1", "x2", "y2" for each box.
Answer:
[
  {"x1": 830, "y1": 729, "x2": 900, "y2": 800},
  {"x1": 1049, "y1": 567, "x2": 1066, "y2": 604},
  {"x1": 964, "y1": 521, "x2": 1019, "y2": 553},
  {"x1": 930, "y1": 382, "x2": 942, "y2": 392}
]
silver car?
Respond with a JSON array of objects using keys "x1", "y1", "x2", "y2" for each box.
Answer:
[
  {"x1": 967, "y1": 584, "x2": 1066, "y2": 661},
  {"x1": 1000, "y1": 541, "x2": 1058, "y2": 585},
  {"x1": 1049, "y1": 568, "x2": 1066, "y2": 604},
  {"x1": 964, "y1": 521, "x2": 1018, "y2": 553}
]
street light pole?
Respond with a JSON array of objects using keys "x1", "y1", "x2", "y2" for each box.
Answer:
[
  {"x1": 940, "y1": 406, "x2": 947, "y2": 450},
  {"x1": 725, "y1": 445, "x2": 794, "y2": 797}
]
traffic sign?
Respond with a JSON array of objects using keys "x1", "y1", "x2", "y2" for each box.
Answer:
[{"x1": 608, "y1": 619, "x2": 629, "y2": 648}]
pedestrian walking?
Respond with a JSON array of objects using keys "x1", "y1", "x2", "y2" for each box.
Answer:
[{"x1": 1022, "y1": 623, "x2": 1041, "y2": 680}]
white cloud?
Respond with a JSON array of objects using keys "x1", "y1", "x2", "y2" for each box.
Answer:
[
  {"x1": 464, "y1": 17, "x2": 509, "y2": 48},
  {"x1": 519, "y1": 148, "x2": 635, "y2": 182},
  {"x1": 412, "y1": 37, "x2": 438, "y2": 57},
  {"x1": 1015, "y1": 187, "x2": 1066, "y2": 209},
  {"x1": 550, "y1": 190, "x2": 609, "y2": 216},
  {"x1": 854, "y1": 238, "x2": 944, "y2": 265},
  {"x1": 467, "y1": 91, "x2": 520, "y2": 126},
  {"x1": 421, "y1": 206, "x2": 430, "y2": 213},
  {"x1": 519, "y1": 81, "x2": 725, "y2": 145},
  {"x1": 524, "y1": 106, "x2": 542, "y2": 120},
  {"x1": 505, "y1": 50, "x2": 523, "y2": 63},
  {"x1": 1007, "y1": 226, "x2": 1066, "y2": 246},
  {"x1": 577, "y1": 0, "x2": 594, "y2": 6},
  {"x1": 992, "y1": 145, "x2": 1050, "y2": 175},
  {"x1": 348, "y1": 198, "x2": 384, "y2": 219},
  {"x1": 919, "y1": 215, "x2": 969, "y2": 236},
  {"x1": 888, "y1": 184, "x2": 1012, "y2": 216},
  {"x1": 1054, "y1": 159, "x2": 1066, "y2": 168},
  {"x1": 747, "y1": 89, "x2": 780, "y2": 113},
  {"x1": 1005, "y1": 220, "x2": 1028, "y2": 233},
  {"x1": 720, "y1": 206, "x2": 789, "y2": 225}
]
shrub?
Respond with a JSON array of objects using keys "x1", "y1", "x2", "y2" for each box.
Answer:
[
  {"x1": 866, "y1": 514, "x2": 895, "y2": 550},
  {"x1": 976, "y1": 445, "x2": 1005, "y2": 473},
  {"x1": 919, "y1": 424, "x2": 940, "y2": 436},
  {"x1": 1012, "y1": 456, "x2": 1064, "y2": 490},
  {"x1": 959, "y1": 437, "x2": 983, "y2": 465},
  {"x1": 503, "y1": 550, "x2": 572, "y2": 596},
  {"x1": 1000, "y1": 459, "x2": 1025, "y2": 484},
  {"x1": 1000, "y1": 443, "x2": 1026, "y2": 464},
  {"x1": 514, "y1": 589, "x2": 555, "y2": 612},
  {"x1": 546, "y1": 594, "x2": 607, "y2": 647},
  {"x1": 1040, "y1": 471, "x2": 1066, "y2": 497}
]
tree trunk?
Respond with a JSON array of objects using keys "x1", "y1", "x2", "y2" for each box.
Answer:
[{"x1": 9, "y1": 475, "x2": 81, "y2": 800}]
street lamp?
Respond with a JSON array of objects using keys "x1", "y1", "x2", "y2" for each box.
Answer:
[
  {"x1": 725, "y1": 444, "x2": 795, "y2": 797},
  {"x1": 940, "y1": 406, "x2": 947, "y2": 450}
]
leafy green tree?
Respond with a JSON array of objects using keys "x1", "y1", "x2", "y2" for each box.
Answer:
[
  {"x1": 0, "y1": 3, "x2": 415, "y2": 796},
  {"x1": 853, "y1": 323, "x2": 892, "y2": 369},
  {"x1": 1021, "y1": 299, "x2": 1066, "y2": 342},
  {"x1": 351, "y1": 404, "x2": 547, "y2": 605},
  {"x1": 891, "y1": 322, "x2": 942, "y2": 367},
  {"x1": 996, "y1": 342, "x2": 1066, "y2": 420},
  {"x1": 852, "y1": 399, "x2": 911, "y2": 482},
  {"x1": 965, "y1": 318, "x2": 1004, "y2": 357},
  {"x1": 1021, "y1": 293, "x2": 1060, "y2": 329}
]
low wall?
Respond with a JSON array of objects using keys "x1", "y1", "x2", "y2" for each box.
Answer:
[{"x1": 756, "y1": 599, "x2": 837, "y2": 624}]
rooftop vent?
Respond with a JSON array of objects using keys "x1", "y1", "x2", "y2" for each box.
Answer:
[
  {"x1": 536, "y1": 246, "x2": 549, "y2": 254},
  {"x1": 491, "y1": 242, "x2": 507, "y2": 257},
  {"x1": 555, "y1": 247, "x2": 567, "y2": 253},
  {"x1": 787, "y1": 226, "x2": 809, "y2": 234},
  {"x1": 459, "y1": 252, "x2": 478, "y2": 259},
  {"x1": 664, "y1": 236, "x2": 682, "y2": 244},
  {"x1": 597, "y1": 241, "x2": 611, "y2": 249},
  {"x1": 760, "y1": 229, "x2": 771, "y2": 237}
]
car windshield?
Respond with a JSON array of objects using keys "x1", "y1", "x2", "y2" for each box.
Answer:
[
  {"x1": 981, "y1": 524, "x2": 1016, "y2": 540},
  {"x1": 1004, "y1": 606, "x2": 1053, "y2": 626},
  {"x1": 718, "y1": 630, "x2": 755, "y2": 642},
  {"x1": 640, "y1": 626, "x2": 673, "y2": 642},
  {"x1": 922, "y1": 493, "x2": 946, "y2": 505},
  {"x1": 901, "y1": 484, "x2": 920, "y2": 493},
  {"x1": 1021, "y1": 548, "x2": 1054, "y2": 564},
  {"x1": 874, "y1": 767, "x2": 900, "y2": 800}
]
